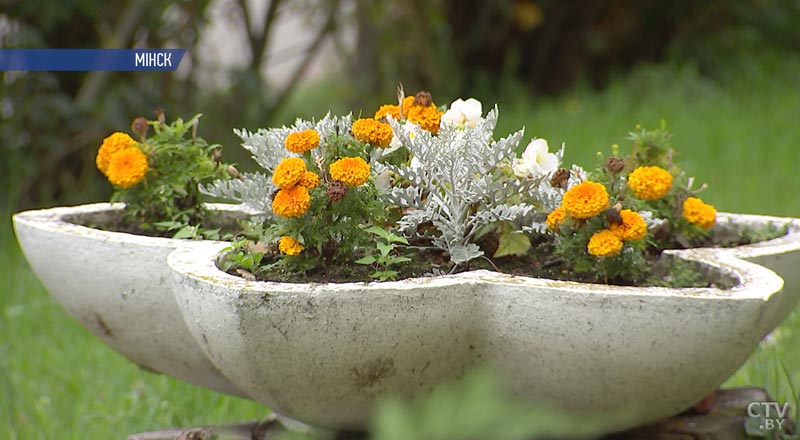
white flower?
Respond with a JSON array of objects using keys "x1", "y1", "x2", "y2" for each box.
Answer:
[
  {"x1": 440, "y1": 98, "x2": 483, "y2": 129},
  {"x1": 512, "y1": 138, "x2": 559, "y2": 178}
]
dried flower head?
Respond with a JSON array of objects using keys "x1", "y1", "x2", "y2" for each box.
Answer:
[
  {"x1": 284, "y1": 129, "x2": 320, "y2": 154},
  {"x1": 608, "y1": 209, "x2": 647, "y2": 241},
  {"x1": 352, "y1": 118, "x2": 393, "y2": 148},
  {"x1": 297, "y1": 171, "x2": 320, "y2": 189},
  {"x1": 272, "y1": 157, "x2": 307, "y2": 189},
  {"x1": 587, "y1": 229, "x2": 623, "y2": 257},
  {"x1": 682, "y1": 197, "x2": 717, "y2": 229},
  {"x1": 627, "y1": 166, "x2": 673, "y2": 200},
  {"x1": 546, "y1": 205, "x2": 567, "y2": 232},
  {"x1": 549, "y1": 168, "x2": 570, "y2": 189},
  {"x1": 278, "y1": 236, "x2": 304, "y2": 255},
  {"x1": 130, "y1": 117, "x2": 149, "y2": 140},
  {"x1": 561, "y1": 181, "x2": 609, "y2": 219},
  {"x1": 272, "y1": 185, "x2": 311, "y2": 218},
  {"x1": 605, "y1": 156, "x2": 625, "y2": 174},
  {"x1": 326, "y1": 179, "x2": 348, "y2": 201},
  {"x1": 413, "y1": 91, "x2": 433, "y2": 107},
  {"x1": 106, "y1": 148, "x2": 148, "y2": 188},
  {"x1": 329, "y1": 157, "x2": 371, "y2": 187},
  {"x1": 96, "y1": 132, "x2": 138, "y2": 175}
]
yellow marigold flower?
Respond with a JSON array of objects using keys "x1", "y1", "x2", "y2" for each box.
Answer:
[
  {"x1": 561, "y1": 181, "x2": 609, "y2": 219},
  {"x1": 406, "y1": 105, "x2": 442, "y2": 134},
  {"x1": 352, "y1": 118, "x2": 393, "y2": 148},
  {"x1": 609, "y1": 209, "x2": 648, "y2": 241},
  {"x1": 272, "y1": 157, "x2": 307, "y2": 189},
  {"x1": 297, "y1": 171, "x2": 320, "y2": 189},
  {"x1": 587, "y1": 229, "x2": 623, "y2": 257},
  {"x1": 284, "y1": 129, "x2": 320, "y2": 154},
  {"x1": 278, "y1": 236, "x2": 304, "y2": 256},
  {"x1": 272, "y1": 186, "x2": 311, "y2": 218},
  {"x1": 627, "y1": 166, "x2": 673, "y2": 200},
  {"x1": 106, "y1": 148, "x2": 148, "y2": 188},
  {"x1": 329, "y1": 157, "x2": 371, "y2": 187},
  {"x1": 546, "y1": 205, "x2": 567, "y2": 232},
  {"x1": 682, "y1": 197, "x2": 717, "y2": 229},
  {"x1": 374, "y1": 104, "x2": 401, "y2": 121},
  {"x1": 96, "y1": 132, "x2": 138, "y2": 175}
]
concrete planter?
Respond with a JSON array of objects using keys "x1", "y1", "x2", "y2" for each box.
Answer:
[
  {"x1": 168, "y1": 213, "x2": 800, "y2": 433},
  {"x1": 12, "y1": 203, "x2": 254, "y2": 397}
]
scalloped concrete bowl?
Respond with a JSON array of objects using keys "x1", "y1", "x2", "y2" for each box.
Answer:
[
  {"x1": 12, "y1": 203, "x2": 251, "y2": 396},
  {"x1": 169, "y1": 214, "x2": 800, "y2": 432}
]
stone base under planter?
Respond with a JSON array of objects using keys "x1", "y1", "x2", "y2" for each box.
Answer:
[{"x1": 126, "y1": 388, "x2": 794, "y2": 440}]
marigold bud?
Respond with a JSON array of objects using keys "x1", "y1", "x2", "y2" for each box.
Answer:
[
  {"x1": 550, "y1": 168, "x2": 570, "y2": 189},
  {"x1": 154, "y1": 107, "x2": 166, "y2": 124},
  {"x1": 605, "y1": 156, "x2": 625, "y2": 174},
  {"x1": 130, "y1": 117, "x2": 149, "y2": 140},
  {"x1": 326, "y1": 180, "x2": 348, "y2": 202},
  {"x1": 228, "y1": 165, "x2": 244, "y2": 181}
]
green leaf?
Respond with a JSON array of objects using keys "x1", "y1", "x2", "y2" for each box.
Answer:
[
  {"x1": 364, "y1": 225, "x2": 390, "y2": 239},
  {"x1": 392, "y1": 256, "x2": 412, "y2": 264},
  {"x1": 387, "y1": 233, "x2": 409, "y2": 245},
  {"x1": 355, "y1": 255, "x2": 376, "y2": 265},
  {"x1": 172, "y1": 225, "x2": 198, "y2": 239},
  {"x1": 493, "y1": 231, "x2": 531, "y2": 258},
  {"x1": 377, "y1": 242, "x2": 394, "y2": 257}
]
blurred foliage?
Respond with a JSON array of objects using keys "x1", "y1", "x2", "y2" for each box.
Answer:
[{"x1": 2, "y1": 0, "x2": 800, "y2": 210}]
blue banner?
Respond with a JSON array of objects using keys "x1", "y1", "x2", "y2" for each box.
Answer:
[{"x1": 0, "y1": 49, "x2": 186, "y2": 71}]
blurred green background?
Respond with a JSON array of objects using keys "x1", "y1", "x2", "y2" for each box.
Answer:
[{"x1": 2, "y1": 0, "x2": 800, "y2": 438}]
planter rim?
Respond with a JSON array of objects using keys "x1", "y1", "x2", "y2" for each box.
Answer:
[
  {"x1": 11, "y1": 202, "x2": 258, "y2": 248},
  {"x1": 714, "y1": 212, "x2": 800, "y2": 258},
  {"x1": 169, "y1": 239, "x2": 784, "y2": 302}
]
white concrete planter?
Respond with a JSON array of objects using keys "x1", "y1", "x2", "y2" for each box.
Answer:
[
  {"x1": 168, "y1": 213, "x2": 800, "y2": 433},
  {"x1": 12, "y1": 203, "x2": 255, "y2": 397}
]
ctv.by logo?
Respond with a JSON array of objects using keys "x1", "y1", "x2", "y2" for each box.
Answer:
[{"x1": 747, "y1": 401, "x2": 791, "y2": 431}]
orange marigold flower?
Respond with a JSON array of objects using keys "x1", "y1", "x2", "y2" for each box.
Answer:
[
  {"x1": 297, "y1": 171, "x2": 320, "y2": 189},
  {"x1": 374, "y1": 104, "x2": 401, "y2": 122},
  {"x1": 272, "y1": 157, "x2": 307, "y2": 189},
  {"x1": 587, "y1": 229, "x2": 623, "y2": 257},
  {"x1": 627, "y1": 166, "x2": 673, "y2": 200},
  {"x1": 352, "y1": 118, "x2": 393, "y2": 148},
  {"x1": 609, "y1": 209, "x2": 648, "y2": 241},
  {"x1": 284, "y1": 129, "x2": 320, "y2": 154},
  {"x1": 401, "y1": 96, "x2": 415, "y2": 114},
  {"x1": 278, "y1": 236, "x2": 304, "y2": 256},
  {"x1": 329, "y1": 157, "x2": 371, "y2": 187},
  {"x1": 546, "y1": 205, "x2": 567, "y2": 232},
  {"x1": 406, "y1": 105, "x2": 442, "y2": 134},
  {"x1": 682, "y1": 197, "x2": 717, "y2": 229},
  {"x1": 272, "y1": 186, "x2": 311, "y2": 218},
  {"x1": 561, "y1": 181, "x2": 609, "y2": 219},
  {"x1": 106, "y1": 148, "x2": 148, "y2": 188},
  {"x1": 96, "y1": 132, "x2": 138, "y2": 175}
]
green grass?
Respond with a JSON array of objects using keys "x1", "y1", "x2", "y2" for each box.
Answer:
[{"x1": 3, "y1": 50, "x2": 800, "y2": 438}]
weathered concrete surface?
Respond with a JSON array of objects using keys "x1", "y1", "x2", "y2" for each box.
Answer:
[
  {"x1": 12, "y1": 203, "x2": 253, "y2": 396},
  {"x1": 170, "y1": 212, "x2": 800, "y2": 433}
]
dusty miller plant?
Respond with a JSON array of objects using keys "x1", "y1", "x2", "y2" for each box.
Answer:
[
  {"x1": 200, "y1": 113, "x2": 353, "y2": 213},
  {"x1": 383, "y1": 107, "x2": 543, "y2": 264}
]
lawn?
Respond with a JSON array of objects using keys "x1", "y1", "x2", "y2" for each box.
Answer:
[{"x1": 2, "y1": 51, "x2": 800, "y2": 438}]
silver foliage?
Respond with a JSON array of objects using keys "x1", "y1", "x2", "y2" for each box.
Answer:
[
  {"x1": 204, "y1": 113, "x2": 355, "y2": 212},
  {"x1": 232, "y1": 112, "x2": 354, "y2": 173},
  {"x1": 383, "y1": 106, "x2": 540, "y2": 265},
  {"x1": 200, "y1": 172, "x2": 274, "y2": 214}
]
